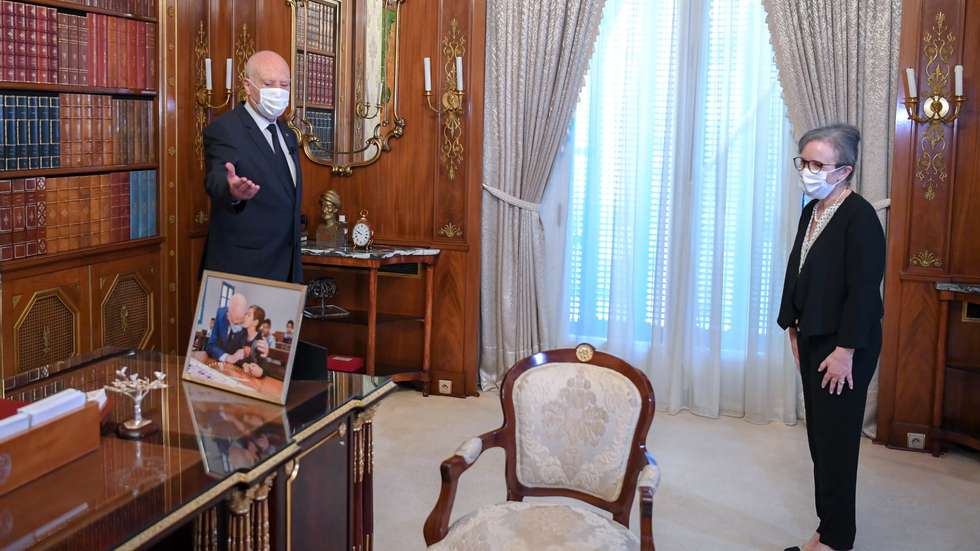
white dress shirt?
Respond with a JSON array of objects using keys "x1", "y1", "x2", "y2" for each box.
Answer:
[{"x1": 244, "y1": 101, "x2": 297, "y2": 186}]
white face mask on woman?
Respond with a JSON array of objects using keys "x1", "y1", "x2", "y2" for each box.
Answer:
[{"x1": 798, "y1": 167, "x2": 844, "y2": 200}]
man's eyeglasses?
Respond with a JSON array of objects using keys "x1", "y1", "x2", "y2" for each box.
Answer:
[{"x1": 793, "y1": 157, "x2": 848, "y2": 174}]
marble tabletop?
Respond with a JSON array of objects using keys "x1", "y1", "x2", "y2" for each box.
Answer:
[{"x1": 935, "y1": 282, "x2": 980, "y2": 295}]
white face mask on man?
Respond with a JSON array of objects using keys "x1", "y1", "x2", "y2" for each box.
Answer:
[
  {"x1": 251, "y1": 84, "x2": 290, "y2": 120},
  {"x1": 798, "y1": 167, "x2": 845, "y2": 200}
]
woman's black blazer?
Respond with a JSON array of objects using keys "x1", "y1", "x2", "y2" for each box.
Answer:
[{"x1": 777, "y1": 192, "x2": 886, "y2": 349}]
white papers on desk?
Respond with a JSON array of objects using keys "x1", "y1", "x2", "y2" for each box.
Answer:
[
  {"x1": 0, "y1": 412, "x2": 30, "y2": 443},
  {"x1": 85, "y1": 388, "x2": 107, "y2": 411},
  {"x1": 17, "y1": 388, "x2": 86, "y2": 428}
]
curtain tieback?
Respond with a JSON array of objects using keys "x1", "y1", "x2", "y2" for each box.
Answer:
[
  {"x1": 482, "y1": 184, "x2": 540, "y2": 212},
  {"x1": 871, "y1": 198, "x2": 890, "y2": 211}
]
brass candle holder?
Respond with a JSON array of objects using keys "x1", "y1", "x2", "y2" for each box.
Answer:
[{"x1": 423, "y1": 18, "x2": 466, "y2": 181}]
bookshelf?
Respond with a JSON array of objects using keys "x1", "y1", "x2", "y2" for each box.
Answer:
[
  {"x1": 25, "y1": 0, "x2": 155, "y2": 22},
  {"x1": 294, "y1": 0, "x2": 339, "y2": 157},
  {"x1": 0, "y1": 0, "x2": 161, "y2": 376}
]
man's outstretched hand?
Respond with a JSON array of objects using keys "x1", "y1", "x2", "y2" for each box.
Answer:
[{"x1": 226, "y1": 162, "x2": 260, "y2": 200}]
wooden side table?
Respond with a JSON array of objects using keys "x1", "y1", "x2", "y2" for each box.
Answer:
[{"x1": 301, "y1": 246, "x2": 439, "y2": 395}]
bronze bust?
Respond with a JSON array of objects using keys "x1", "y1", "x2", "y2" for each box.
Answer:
[{"x1": 316, "y1": 190, "x2": 346, "y2": 247}]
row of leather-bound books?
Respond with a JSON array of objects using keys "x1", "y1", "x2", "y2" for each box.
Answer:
[
  {"x1": 296, "y1": 0, "x2": 337, "y2": 54},
  {"x1": 0, "y1": 93, "x2": 155, "y2": 171},
  {"x1": 0, "y1": 0, "x2": 157, "y2": 89},
  {"x1": 0, "y1": 170, "x2": 156, "y2": 260}
]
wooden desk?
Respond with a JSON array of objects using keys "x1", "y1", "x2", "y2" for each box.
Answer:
[
  {"x1": 0, "y1": 349, "x2": 394, "y2": 550},
  {"x1": 302, "y1": 246, "x2": 439, "y2": 395}
]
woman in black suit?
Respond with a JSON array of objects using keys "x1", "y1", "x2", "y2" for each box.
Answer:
[{"x1": 778, "y1": 124, "x2": 885, "y2": 551}]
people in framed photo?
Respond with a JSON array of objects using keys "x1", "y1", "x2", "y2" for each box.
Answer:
[{"x1": 183, "y1": 270, "x2": 307, "y2": 404}]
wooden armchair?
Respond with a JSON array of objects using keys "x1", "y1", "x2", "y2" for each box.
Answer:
[{"x1": 424, "y1": 344, "x2": 661, "y2": 550}]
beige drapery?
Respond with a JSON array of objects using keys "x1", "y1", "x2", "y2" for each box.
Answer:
[
  {"x1": 764, "y1": 0, "x2": 903, "y2": 436},
  {"x1": 479, "y1": 0, "x2": 607, "y2": 389}
]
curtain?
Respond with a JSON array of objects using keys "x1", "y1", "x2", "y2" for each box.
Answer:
[
  {"x1": 479, "y1": 0, "x2": 607, "y2": 389},
  {"x1": 546, "y1": 0, "x2": 801, "y2": 423},
  {"x1": 764, "y1": 0, "x2": 903, "y2": 435}
]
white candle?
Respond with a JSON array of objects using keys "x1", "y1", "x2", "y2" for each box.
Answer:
[
  {"x1": 423, "y1": 57, "x2": 432, "y2": 92},
  {"x1": 905, "y1": 67, "x2": 917, "y2": 98},
  {"x1": 225, "y1": 58, "x2": 233, "y2": 90},
  {"x1": 955, "y1": 64, "x2": 963, "y2": 97},
  {"x1": 204, "y1": 58, "x2": 213, "y2": 91},
  {"x1": 455, "y1": 56, "x2": 464, "y2": 92}
]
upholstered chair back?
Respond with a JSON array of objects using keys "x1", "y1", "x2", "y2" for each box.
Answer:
[{"x1": 499, "y1": 344, "x2": 655, "y2": 520}]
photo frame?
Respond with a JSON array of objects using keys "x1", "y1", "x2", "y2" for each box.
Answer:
[{"x1": 182, "y1": 270, "x2": 307, "y2": 404}]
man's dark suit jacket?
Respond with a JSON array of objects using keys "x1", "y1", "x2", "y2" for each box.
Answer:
[
  {"x1": 202, "y1": 103, "x2": 303, "y2": 283},
  {"x1": 777, "y1": 193, "x2": 886, "y2": 350},
  {"x1": 206, "y1": 306, "x2": 248, "y2": 361}
]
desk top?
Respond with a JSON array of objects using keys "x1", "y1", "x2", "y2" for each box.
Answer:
[{"x1": 0, "y1": 350, "x2": 393, "y2": 551}]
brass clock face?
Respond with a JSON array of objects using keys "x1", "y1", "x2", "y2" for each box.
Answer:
[{"x1": 352, "y1": 210, "x2": 373, "y2": 249}]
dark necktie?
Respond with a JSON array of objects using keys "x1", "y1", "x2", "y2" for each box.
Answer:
[{"x1": 266, "y1": 123, "x2": 294, "y2": 186}]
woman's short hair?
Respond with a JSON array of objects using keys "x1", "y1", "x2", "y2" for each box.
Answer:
[{"x1": 798, "y1": 124, "x2": 861, "y2": 181}]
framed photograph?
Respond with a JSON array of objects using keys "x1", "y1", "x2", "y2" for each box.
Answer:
[
  {"x1": 182, "y1": 270, "x2": 306, "y2": 404},
  {"x1": 183, "y1": 381, "x2": 291, "y2": 477}
]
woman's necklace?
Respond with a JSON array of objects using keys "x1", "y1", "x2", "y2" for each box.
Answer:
[{"x1": 800, "y1": 188, "x2": 850, "y2": 272}]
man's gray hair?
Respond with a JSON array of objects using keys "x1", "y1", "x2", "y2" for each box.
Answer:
[{"x1": 798, "y1": 124, "x2": 861, "y2": 181}]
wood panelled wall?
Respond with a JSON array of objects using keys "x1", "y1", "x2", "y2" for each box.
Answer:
[
  {"x1": 163, "y1": 0, "x2": 484, "y2": 396},
  {"x1": 878, "y1": 0, "x2": 980, "y2": 448}
]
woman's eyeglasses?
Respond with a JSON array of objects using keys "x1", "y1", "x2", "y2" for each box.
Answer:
[{"x1": 793, "y1": 157, "x2": 848, "y2": 174}]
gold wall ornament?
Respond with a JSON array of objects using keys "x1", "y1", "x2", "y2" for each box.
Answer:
[
  {"x1": 438, "y1": 222, "x2": 463, "y2": 238},
  {"x1": 424, "y1": 18, "x2": 466, "y2": 180},
  {"x1": 195, "y1": 210, "x2": 209, "y2": 225},
  {"x1": 903, "y1": 11, "x2": 966, "y2": 201},
  {"x1": 235, "y1": 24, "x2": 255, "y2": 103},
  {"x1": 909, "y1": 249, "x2": 943, "y2": 268},
  {"x1": 916, "y1": 122, "x2": 947, "y2": 200}
]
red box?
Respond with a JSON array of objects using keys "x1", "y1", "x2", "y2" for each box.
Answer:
[{"x1": 328, "y1": 355, "x2": 364, "y2": 373}]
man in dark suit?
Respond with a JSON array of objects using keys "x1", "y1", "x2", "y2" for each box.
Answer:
[
  {"x1": 202, "y1": 50, "x2": 303, "y2": 283},
  {"x1": 206, "y1": 293, "x2": 250, "y2": 363}
]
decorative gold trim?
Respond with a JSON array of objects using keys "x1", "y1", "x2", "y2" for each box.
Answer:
[
  {"x1": 99, "y1": 272, "x2": 155, "y2": 350},
  {"x1": 910, "y1": 250, "x2": 943, "y2": 268},
  {"x1": 193, "y1": 22, "x2": 209, "y2": 169},
  {"x1": 11, "y1": 295, "x2": 20, "y2": 308},
  {"x1": 12, "y1": 288, "x2": 80, "y2": 373},
  {"x1": 234, "y1": 24, "x2": 255, "y2": 103},
  {"x1": 192, "y1": 507, "x2": 218, "y2": 551},
  {"x1": 438, "y1": 222, "x2": 463, "y2": 239},
  {"x1": 575, "y1": 343, "x2": 595, "y2": 362},
  {"x1": 962, "y1": 300, "x2": 980, "y2": 323}
]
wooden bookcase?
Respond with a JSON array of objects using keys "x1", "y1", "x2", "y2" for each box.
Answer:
[{"x1": 0, "y1": 0, "x2": 162, "y2": 381}]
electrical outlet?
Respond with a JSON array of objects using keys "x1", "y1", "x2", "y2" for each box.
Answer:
[
  {"x1": 438, "y1": 379, "x2": 452, "y2": 395},
  {"x1": 907, "y1": 432, "x2": 926, "y2": 450}
]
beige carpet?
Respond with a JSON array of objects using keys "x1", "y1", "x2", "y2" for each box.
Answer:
[{"x1": 372, "y1": 389, "x2": 980, "y2": 551}]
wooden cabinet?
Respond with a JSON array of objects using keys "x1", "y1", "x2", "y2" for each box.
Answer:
[{"x1": 0, "y1": 240, "x2": 163, "y2": 378}]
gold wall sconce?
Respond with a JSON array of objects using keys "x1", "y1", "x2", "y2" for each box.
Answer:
[
  {"x1": 903, "y1": 13, "x2": 966, "y2": 124},
  {"x1": 193, "y1": 22, "x2": 233, "y2": 167},
  {"x1": 423, "y1": 18, "x2": 465, "y2": 180}
]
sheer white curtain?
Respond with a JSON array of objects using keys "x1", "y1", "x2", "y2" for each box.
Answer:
[{"x1": 544, "y1": 0, "x2": 802, "y2": 423}]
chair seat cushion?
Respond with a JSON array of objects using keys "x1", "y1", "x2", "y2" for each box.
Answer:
[{"x1": 428, "y1": 501, "x2": 639, "y2": 551}]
